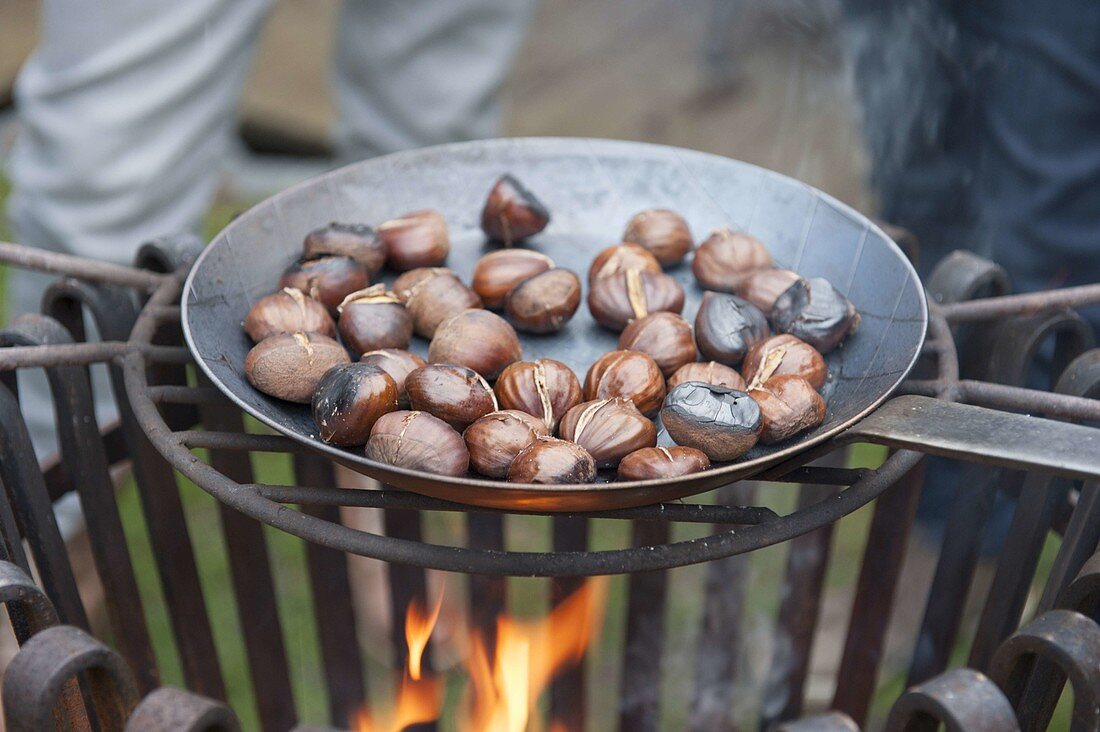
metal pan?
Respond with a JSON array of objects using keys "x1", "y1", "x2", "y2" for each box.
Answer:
[{"x1": 182, "y1": 138, "x2": 927, "y2": 510}]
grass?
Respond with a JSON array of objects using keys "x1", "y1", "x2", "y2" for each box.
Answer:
[{"x1": 0, "y1": 175, "x2": 1074, "y2": 729}]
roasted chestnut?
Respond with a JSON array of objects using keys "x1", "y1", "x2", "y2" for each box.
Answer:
[
  {"x1": 660, "y1": 382, "x2": 762, "y2": 461},
  {"x1": 311, "y1": 363, "x2": 398, "y2": 446},
  {"x1": 405, "y1": 363, "x2": 498, "y2": 430},
  {"x1": 244, "y1": 287, "x2": 335, "y2": 342},
  {"x1": 506, "y1": 437, "x2": 596, "y2": 484},
  {"x1": 494, "y1": 359, "x2": 584, "y2": 431},
  {"x1": 392, "y1": 267, "x2": 453, "y2": 303},
  {"x1": 303, "y1": 222, "x2": 386, "y2": 275},
  {"x1": 428, "y1": 309, "x2": 522, "y2": 380},
  {"x1": 337, "y1": 285, "x2": 412, "y2": 354},
  {"x1": 668, "y1": 361, "x2": 746, "y2": 391},
  {"x1": 559, "y1": 397, "x2": 657, "y2": 468},
  {"x1": 471, "y1": 249, "x2": 554, "y2": 308},
  {"x1": 748, "y1": 375, "x2": 826, "y2": 444},
  {"x1": 505, "y1": 268, "x2": 582, "y2": 334},
  {"x1": 366, "y1": 410, "x2": 469, "y2": 476},
  {"x1": 584, "y1": 350, "x2": 666, "y2": 417},
  {"x1": 359, "y1": 348, "x2": 426, "y2": 408},
  {"x1": 622, "y1": 209, "x2": 693, "y2": 265},
  {"x1": 736, "y1": 268, "x2": 803, "y2": 312},
  {"x1": 617, "y1": 446, "x2": 710, "y2": 480},
  {"x1": 618, "y1": 312, "x2": 696, "y2": 378},
  {"x1": 588, "y1": 243, "x2": 662, "y2": 284},
  {"x1": 377, "y1": 209, "x2": 450, "y2": 271},
  {"x1": 463, "y1": 410, "x2": 549, "y2": 478},
  {"x1": 691, "y1": 229, "x2": 772, "y2": 292},
  {"x1": 480, "y1": 174, "x2": 551, "y2": 244},
  {"x1": 402, "y1": 270, "x2": 483, "y2": 338},
  {"x1": 694, "y1": 292, "x2": 769, "y2": 366},
  {"x1": 770, "y1": 277, "x2": 860, "y2": 354},
  {"x1": 279, "y1": 256, "x2": 371, "y2": 315},
  {"x1": 244, "y1": 332, "x2": 350, "y2": 403},
  {"x1": 742, "y1": 334, "x2": 827, "y2": 390},
  {"x1": 587, "y1": 269, "x2": 685, "y2": 332}
]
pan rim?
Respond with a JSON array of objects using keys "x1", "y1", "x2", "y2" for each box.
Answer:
[{"x1": 181, "y1": 136, "x2": 928, "y2": 504}]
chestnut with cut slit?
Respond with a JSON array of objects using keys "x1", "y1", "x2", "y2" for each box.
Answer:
[
  {"x1": 742, "y1": 334, "x2": 827, "y2": 390},
  {"x1": 337, "y1": 285, "x2": 412, "y2": 354},
  {"x1": 303, "y1": 222, "x2": 386, "y2": 275},
  {"x1": 559, "y1": 397, "x2": 657, "y2": 468},
  {"x1": 377, "y1": 209, "x2": 450, "y2": 270},
  {"x1": 505, "y1": 268, "x2": 582, "y2": 334},
  {"x1": 311, "y1": 363, "x2": 398, "y2": 446},
  {"x1": 366, "y1": 410, "x2": 469, "y2": 476},
  {"x1": 507, "y1": 437, "x2": 596, "y2": 484},
  {"x1": 587, "y1": 268, "x2": 684, "y2": 332},
  {"x1": 244, "y1": 332, "x2": 350, "y2": 403},
  {"x1": 694, "y1": 292, "x2": 769, "y2": 366},
  {"x1": 617, "y1": 446, "x2": 710, "y2": 480},
  {"x1": 584, "y1": 349, "x2": 666, "y2": 417},
  {"x1": 494, "y1": 359, "x2": 583, "y2": 431},
  {"x1": 405, "y1": 363, "x2": 498, "y2": 430},
  {"x1": 770, "y1": 277, "x2": 860, "y2": 353},
  {"x1": 244, "y1": 287, "x2": 335, "y2": 342},
  {"x1": 588, "y1": 243, "x2": 662, "y2": 284},
  {"x1": 618, "y1": 312, "x2": 696, "y2": 379},
  {"x1": 402, "y1": 270, "x2": 483, "y2": 338},
  {"x1": 392, "y1": 267, "x2": 453, "y2": 303},
  {"x1": 428, "y1": 309, "x2": 521, "y2": 380},
  {"x1": 668, "y1": 361, "x2": 746, "y2": 391},
  {"x1": 623, "y1": 209, "x2": 693, "y2": 265},
  {"x1": 661, "y1": 382, "x2": 762, "y2": 461},
  {"x1": 471, "y1": 249, "x2": 554, "y2": 308},
  {"x1": 749, "y1": 374, "x2": 826, "y2": 444},
  {"x1": 692, "y1": 228, "x2": 772, "y2": 292},
  {"x1": 480, "y1": 174, "x2": 551, "y2": 244},
  {"x1": 359, "y1": 349, "x2": 426, "y2": 408},
  {"x1": 279, "y1": 256, "x2": 371, "y2": 316},
  {"x1": 463, "y1": 410, "x2": 549, "y2": 478}
]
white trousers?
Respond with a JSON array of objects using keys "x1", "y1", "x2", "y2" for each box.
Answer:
[{"x1": 6, "y1": 0, "x2": 537, "y2": 457}]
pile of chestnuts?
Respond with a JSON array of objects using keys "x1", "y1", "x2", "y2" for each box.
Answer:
[{"x1": 240, "y1": 176, "x2": 859, "y2": 487}]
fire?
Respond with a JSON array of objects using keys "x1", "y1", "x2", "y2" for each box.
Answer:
[{"x1": 355, "y1": 579, "x2": 607, "y2": 732}]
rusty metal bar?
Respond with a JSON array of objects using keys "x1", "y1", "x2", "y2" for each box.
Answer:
[
  {"x1": 0, "y1": 342, "x2": 191, "y2": 370},
  {"x1": 899, "y1": 379, "x2": 1100, "y2": 422},
  {"x1": 939, "y1": 282, "x2": 1100, "y2": 323},
  {"x1": 0, "y1": 240, "x2": 169, "y2": 292},
  {"x1": 145, "y1": 385, "x2": 229, "y2": 405},
  {"x1": 619, "y1": 519, "x2": 670, "y2": 732},
  {"x1": 549, "y1": 517, "x2": 588, "y2": 732}
]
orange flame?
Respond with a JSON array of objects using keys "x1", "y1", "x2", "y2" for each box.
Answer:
[{"x1": 355, "y1": 578, "x2": 608, "y2": 732}]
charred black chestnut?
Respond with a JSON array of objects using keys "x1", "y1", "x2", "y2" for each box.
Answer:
[
  {"x1": 244, "y1": 287, "x2": 335, "y2": 342},
  {"x1": 691, "y1": 229, "x2": 772, "y2": 292},
  {"x1": 279, "y1": 256, "x2": 371, "y2": 316},
  {"x1": 377, "y1": 209, "x2": 450, "y2": 271},
  {"x1": 618, "y1": 312, "x2": 696, "y2": 378},
  {"x1": 748, "y1": 375, "x2": 826, "y2": 444},
  {"x1": 587, "y1": 269, "x2": 685, "y2": 332},
  {"x1": 507, "y1": 437, "x2": 596, "y2": 484},
  {"x1": 428, "y1": 309, "x2": 522, "y2": 380},
  {"x1": 480, "y1": 175, "x2": 551, "y2": 244},
  {"x1": 770, "y1": 277, "x2": 860, "y2": 354},
  {"x1": 244, "y1": 332, "x2": 350, "y2": 403},
  {"x1": 311, "y1": 363, "x2": 398, "y2": 446},
  {"x1": 337, "y1": 285, "x2": 412, "y2": 354},
  {"x1": 471, "y1": 249, "x2": 554, "y2": 308},
  {"x1": 623, "y1": 209, "x2": 693, "y2": 266},
  {"x1": 359, "y1": 348, "x2": 426, "y2": 408},
  {"x1": 742, "y1": 334, "x2": 827, "y2": 390},
  {"x1": 405, "y1": 363, "x2": 498, "y2": 430},
  {"x1": 558, "y1": 397, "x2": 657, "y2": 468},
  {"x1": 617, "y1": 446, "x2": 710, "y2": 480},
  {"x1": 660, "y1": 382, "x2": 762, "y2": 461},
  {"x1": 366, "y1": 410, "x2": 469, "y2": 476},
  {"x1": 463, "y1": 410, "x2": 549, "y2": 478},
  {"x1": 505, "y1": 268, "x2": 582, "y2": 334},
  {"x1": 303, "y1": 222, "x2": 386, "y2": 275},
  {"x1": 694, "y1": 292, "x2": 769, "y2": 366},
  {"x1": 584, "y1": 350, "x2": 666, "y2": 417},
  {"x1": 667, "y1": 361, "x2": 746, "y2": 391},
  {"x1": 494, "y1": 359, "x2": 584, "y2": 431}
]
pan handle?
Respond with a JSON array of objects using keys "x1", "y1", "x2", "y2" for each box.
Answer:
[{"x1": 842, "y1": 395, "x2": 1100, "y2": 482}]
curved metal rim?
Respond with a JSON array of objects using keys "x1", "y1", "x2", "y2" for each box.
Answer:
[{"x1": 181, "y1": 136, "x2": 928, "y2": 508}]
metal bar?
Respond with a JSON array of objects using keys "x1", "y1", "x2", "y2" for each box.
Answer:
[
  {"x1": 146, "y1": 385, "x2": 228, "y2": 405},
  {"x1": 0, "y1": 240, "x2": 169, "y2": 292},
  {"x1": 293, "y1": 455, "x2": 367, "y2": 729},
  {"x1": 253, "y1": 483, "x2": 779, "y2": 525},
  {"x1": 690, "y1": 483, "x2": 754, "y2": 732},
  {"x1": 899, "y1": 379, "x2": 1100, "y2": 422},
  {"x1": 466, "y1": 513, "x2": 506, "y2": 658},
  {"x1": 767, "y1": 465, "x2": 869, "y2": 486},
  {"x1": 938, "y1": 283, "x2": 1100, "y2": 323},
  {"x1": 618, "y1": 519, "x2": 670, "y2": 732},
  {"x1": 178, "y1": 431, "x2": 311, "y2": 453},
  {"x1": 0, "y1": 342, "x2": 191, "y2": 371},
  {"x1": 549, "y1": 517, "x2": 588, "y2": 732},
  {"x1": 832, "y1": 459, "x2": 926, "y2": 725}
]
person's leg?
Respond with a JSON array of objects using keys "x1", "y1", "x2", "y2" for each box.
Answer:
[
  {"x1": 331, "y1": 0, "x2": 539, "y2": 160},
  {"x1": 6, "y1": 0, "x2": 271, "y2": 458}
]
